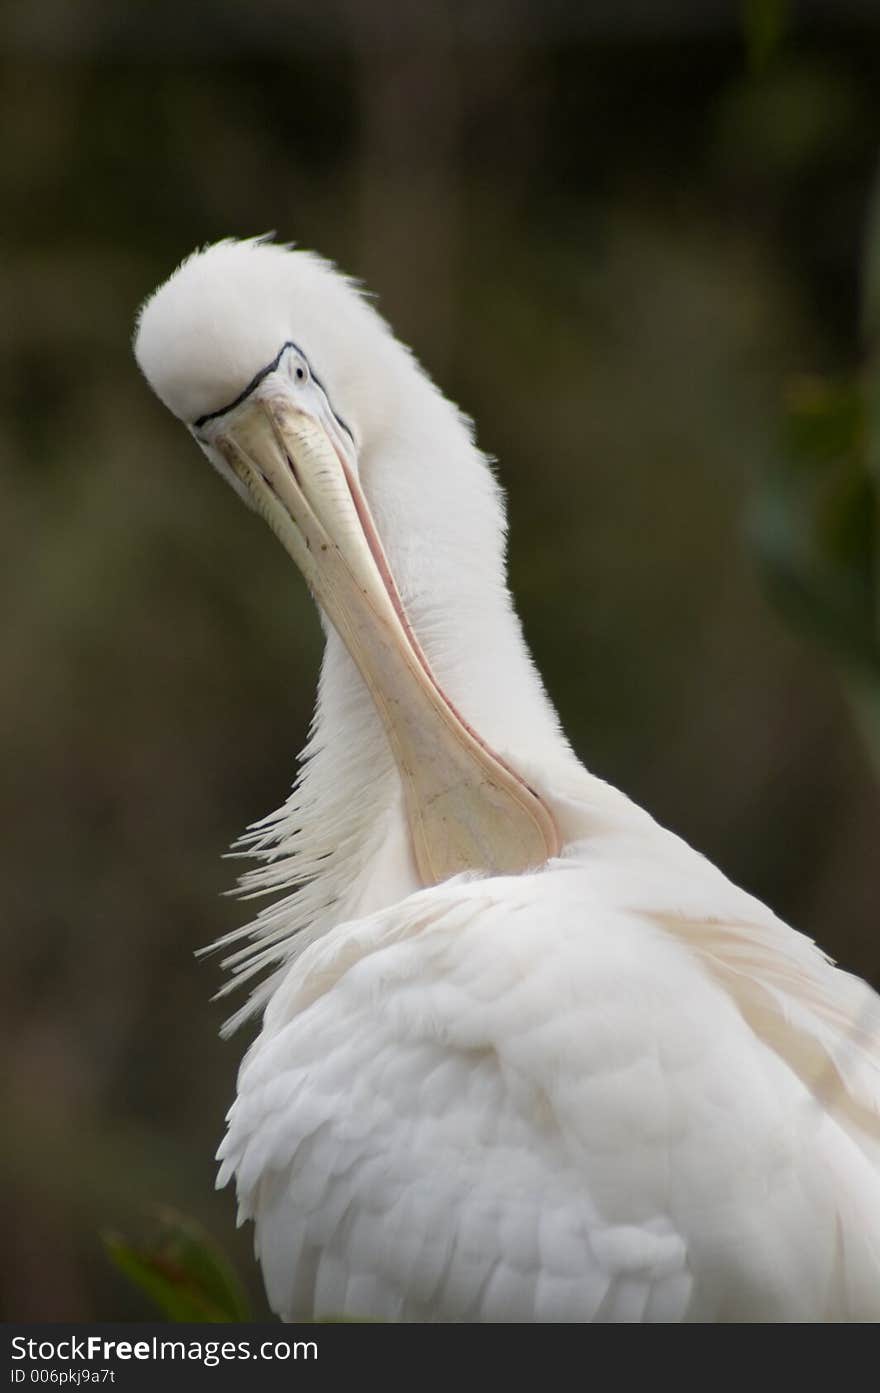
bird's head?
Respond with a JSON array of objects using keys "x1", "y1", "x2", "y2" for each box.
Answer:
[
  {"x1": 134, "y1": 237, "x2": 402, "y2": 500},
  {"x1": 134, "y1": 237, "x2": 559, "y2": 885}
]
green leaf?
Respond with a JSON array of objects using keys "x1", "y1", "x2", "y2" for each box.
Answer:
[
  {"x1": 742, "y1": 0, "x2": 792, "y2": 74},
  {"x1": 749, "y1": 374, "x2": 880, "y2": 770},
  {"x1": 749, "y1": 376, "x2": 878, "y2": 673},
  {"x1": 103, "y1": 1208, "x2": 251, "y2": 1323}
]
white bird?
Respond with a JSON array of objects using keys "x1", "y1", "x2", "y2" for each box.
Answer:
[{"x1": 135, "y1": 237, "x2": 880, "y2": 1323}]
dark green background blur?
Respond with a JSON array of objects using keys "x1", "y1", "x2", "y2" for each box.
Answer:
[{"x1": 2, "y1": 1, "x2": 878, "y2": 1319}]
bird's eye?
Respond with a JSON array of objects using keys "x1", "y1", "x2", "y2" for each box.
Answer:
[{"x1": 294, "y1": 364, "x2": 307, "y2": 382}]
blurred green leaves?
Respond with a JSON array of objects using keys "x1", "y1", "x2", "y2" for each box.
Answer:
[
  {"x1": 743, "y1": 0, "x2": 791, "y2": 75},
  {"x1": 750, "y1": 377, "x2": 877, "y2": 672},
  {"x1": 739, "y1": 0, "x2": 880, "y2": 777},
  {"x1": 749, "y1": 168, "x2": 880, "y2": 773},
  {"x1": 104, "y1": 1209, "x2": 251, "y2": 1322}
]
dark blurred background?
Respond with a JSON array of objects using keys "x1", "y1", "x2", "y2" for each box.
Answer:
[{"x1": 2, "y1": 0, "x2": 878, "y2": 1319}]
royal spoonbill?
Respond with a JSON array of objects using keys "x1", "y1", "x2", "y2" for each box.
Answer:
[{"x1": 135, "y1": 238, "x2": 880, "y2": 1322}]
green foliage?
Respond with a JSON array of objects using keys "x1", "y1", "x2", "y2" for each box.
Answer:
[
  {"x1": 742, "y1": 0, "x2": 792, "y2": 74},
  {"x1": 749, "y1": 375, "x2": 880, "y2": 774},
  {"x1": 103, "y1": 1209, "x2": 252, "y2": 1323},
  {"x1": 748, "y1": 142, "x2": 880, "y2": 775},
  {"x1": 749, "y1": 377, "x2": 878, "y2": 677}
]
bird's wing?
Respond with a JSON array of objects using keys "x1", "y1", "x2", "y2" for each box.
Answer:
[
  {"x1": 220, "y1": 886, "x2": 697, "y2": 1322},
  {"x1": 219, "y1": 865, "x2": 879, "y2": 1321},
  {"x1": 663, "y1": 906, "x2": 880, "y2": 1161},
  {"x1": 552, "y1": 798, "x2": 880, "y2": 1167}
]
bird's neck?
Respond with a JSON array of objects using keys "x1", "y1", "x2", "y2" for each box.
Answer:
[
  {"x1": 360, "y1": 373, "x2": 580, "y2": 797},
  {"x1": 289, "y1": 395, "x2": 581, "y2": 886},
  {"x1": 225, "y1": 370, "x2": 587, "y2": 1031}
]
